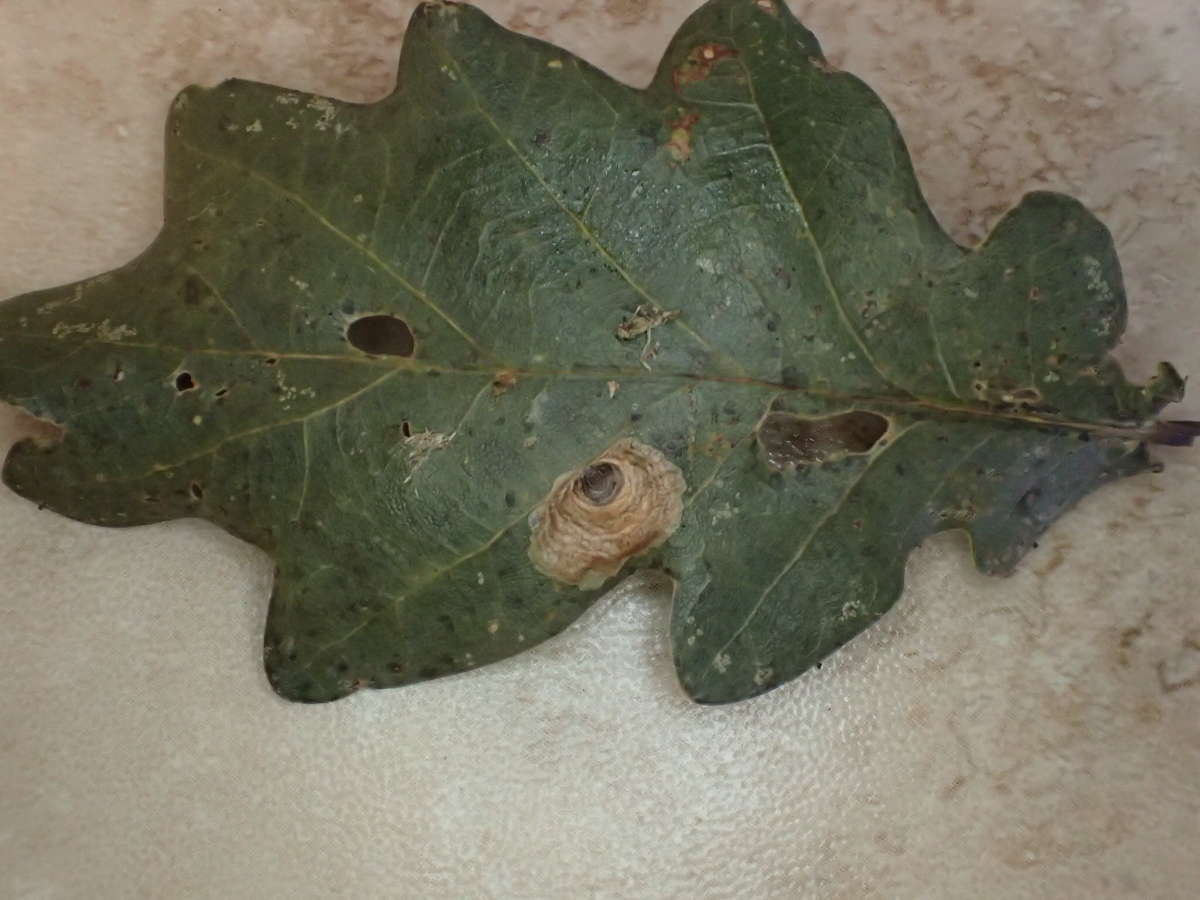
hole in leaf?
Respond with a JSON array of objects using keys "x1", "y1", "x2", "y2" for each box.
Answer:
[
  {"x1": 346, "y1": 315, "x2": 415, "y2": 357},
  {"x1": 575, "y1": 461, "x2": 624, "y2": 506},
  {"x1": 175, "y1": 372, "x2": 197, "y2": 392},
  {"x1": 214, "y1": 387, "x2": 229, "y2": 399},
  {"x1": 264, "y1": 357, "x2": 279, "y2": 366},
  {"x1": 757, "y1": 410, "x2": 889, "y2": 469},
  {"x1": 112, "y1": 364, "x2": 125, "y2": 383},
  {"x1": 401, "y1": 420, "x2": 412, "y2": 438},
  {"x1": 190, "y1": 481, "x2": 205, "y2": 500}
]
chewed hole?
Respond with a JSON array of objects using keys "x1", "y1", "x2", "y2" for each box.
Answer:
[
  {"x1": 757, "y1": 410, "x2": 889, "y2": 469},
  {"x1": 175, "y1": 372, "x2": 197, "y2": 392},
  {"x1": 190, "y1": 481, "x2": 204, "y2": 500},
  {"x1": 347, "y1": 314, "x2": 415, "y2": 357},
  {"x1": 401, "y1": 420, "x2": 412, "y2": 438},
  {"x1": 576, "y1": 461, "x2": 624, "y2": 506},
  {"x1": 214, "y1": 387, "x2": 229, "y2": 399}
]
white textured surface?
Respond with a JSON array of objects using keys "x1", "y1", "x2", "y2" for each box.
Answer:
[{"x1": 2, "y1": 2, "x2": 1199, "y2": 897}]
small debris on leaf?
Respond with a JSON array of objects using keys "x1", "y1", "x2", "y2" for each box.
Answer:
[{"x1": 616, "y1": 304, "x2": 680, "y2": 341}]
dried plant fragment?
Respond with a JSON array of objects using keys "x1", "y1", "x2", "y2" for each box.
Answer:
[{"x1": 616, "y1": 304, "x2": 680, "y2": 340}]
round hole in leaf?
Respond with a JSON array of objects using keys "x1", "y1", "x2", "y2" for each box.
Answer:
[
  {"x1": 175, "y1": 372, "x2": 197, "y2": 392},
  {"x1": 346, "y1": 315, "x2": 415, "y2": 357}
]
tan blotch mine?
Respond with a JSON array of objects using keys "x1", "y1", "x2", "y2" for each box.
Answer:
[{"x1": 528, "y1": 438, "x2": 686, "y2": 589}]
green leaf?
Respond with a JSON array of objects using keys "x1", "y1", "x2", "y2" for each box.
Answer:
[{"x1": 0, "y1": 0, "x2": 1189, "y2": 704}]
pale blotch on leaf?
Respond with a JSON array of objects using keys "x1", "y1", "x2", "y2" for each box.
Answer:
[
  {"x1": 346, "y1": 314, "x2": 415, "y2": 357},
  {"x1": 666, "y1": 112, "x2": 700, "y2": 163},
  {"x1": 971, "y1": 378, "x2": 1043, "y2": 407},
  {"x1": 757, "y1": 410, "x2": 889, "y2": 469},
  {"x1": 528, "y1": 438, "x2": 686, "y2": 589}
]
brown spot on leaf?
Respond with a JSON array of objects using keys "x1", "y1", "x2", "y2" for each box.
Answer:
[
  {"x1": 528, "y1": 438, "x2": 685, "y2": 589},
  {"x1": 757, "y1": 410, "x2": 889, "y2": 469},
  {"x1": 492, "y1": 370, "x2": 518, "y2": 395},
  {"x1": 672, "y1": 43, "x2": 737, "y2": 92}
]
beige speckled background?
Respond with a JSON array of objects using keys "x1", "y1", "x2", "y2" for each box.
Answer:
[{"x1": 2, "y1": 2, "x2": 1198, "y2": 898}]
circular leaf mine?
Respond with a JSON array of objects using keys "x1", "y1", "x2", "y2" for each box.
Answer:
[{"x1": 529, "y1": 439, "x2": 686, "y2": 589}]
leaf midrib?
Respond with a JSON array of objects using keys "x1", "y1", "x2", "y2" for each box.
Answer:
[{"x1": 0, "y1": 327, "x2": 1155, "y2": 442}]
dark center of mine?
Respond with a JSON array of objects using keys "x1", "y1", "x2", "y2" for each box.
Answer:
[{"x1": 577, "y1": 462, "x2": 624, "y2": 506}]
